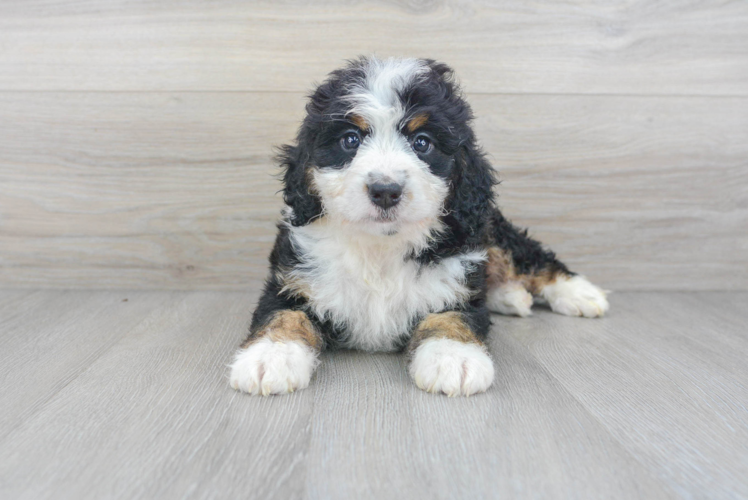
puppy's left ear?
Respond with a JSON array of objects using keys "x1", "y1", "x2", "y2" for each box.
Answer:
[
  {"x1": 277, "y1": 144, "x2": 323, "y2": 226},
  {"x1": 445, "y1": 143, "x2": 497, "y2": 244}
]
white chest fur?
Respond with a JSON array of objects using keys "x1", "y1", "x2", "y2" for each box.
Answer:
[{"x1": 287, "y1": 221, "x2": 486, "y2": 351}]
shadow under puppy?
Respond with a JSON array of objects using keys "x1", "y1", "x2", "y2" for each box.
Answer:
[{"x1": 230, "y1": 57, "x2": 609, "y2": 397}]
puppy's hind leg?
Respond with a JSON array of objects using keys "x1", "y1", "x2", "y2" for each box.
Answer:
[
  {"x1": 486, "y1": 282, "x2": 534, "y2": 317},
  {"x1": 485, "y1": 208, "x2": 609, "y2": 318},
  {"x1": 538, "y1": 274, "x2": 609, "y2": 318},
  {"x1": 485, "y1": 248, "x2": 533, "y2": 317}
]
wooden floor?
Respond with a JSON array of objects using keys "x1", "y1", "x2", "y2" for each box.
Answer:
[{"x1": 0, "y1": 288, "x2": 746, "y2": 499}]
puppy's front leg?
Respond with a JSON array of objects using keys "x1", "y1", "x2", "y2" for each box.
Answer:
[
  {"x1": 408, "y1": 312, "x2": 494, "y2": 397},
  {"x1": 230, "y1": 310, "x2": 322, "y2": 396}
]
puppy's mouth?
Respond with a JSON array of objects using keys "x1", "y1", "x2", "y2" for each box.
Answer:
[
  {"x1": 369, "y1": 210, "x2": 400, "y2": 236},
  {"x1": 371, "y1": 208, "x2": 398, "y2": 223}
]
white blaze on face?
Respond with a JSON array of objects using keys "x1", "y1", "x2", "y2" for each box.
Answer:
[{"x1": 311, "y1": 58, "x2": 449, "y2": 237}]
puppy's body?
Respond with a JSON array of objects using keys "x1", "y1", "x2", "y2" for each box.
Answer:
[
  {"x1": 230, "y1": 57, "x2": 609, "y2": 396},
  {"x1": 285, "y1": 219, "x2": 486, "y2": 351}
]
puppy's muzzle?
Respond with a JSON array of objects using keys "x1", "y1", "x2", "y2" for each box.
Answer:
[{"x1": 368, "y1": 182, "x2": 403, "y2": 210}]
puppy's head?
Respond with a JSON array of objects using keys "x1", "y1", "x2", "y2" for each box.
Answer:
[{"x1": 280, "y1": 57, "x2": 495, "y2": 243}]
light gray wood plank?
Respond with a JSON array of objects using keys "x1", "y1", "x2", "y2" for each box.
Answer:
[
  {"x1": 506, "y1": 292, "x2": 748, "y2": 498},
  {"x1": 306, "y1": 352, "x2": 428, "y2": 500},
  {"x1": 0, "y1": 289, "x2": 40, "y2": 325},
  {"x1": 0, "y1": 91, "x2": 301, "y2": 290},
  {"x1": 0, "y1": 290, "x2": 316, "y2": 500},
  {"x1": 0, "y1": 1, "x2": 746, "y2": 95},
  {"x1": 0, "y1": 290, "x2": 169, "y2": 440},
  {"x1": 306, "y1": 347, "x2": 668, "y2": 499},
  {"x1": 1, "y1": 92, "x2": 746, "y2": 291}
]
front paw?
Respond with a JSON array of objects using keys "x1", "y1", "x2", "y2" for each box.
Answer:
[
  {"x1": 229, "y1": 338, "x2": 319, "y2": 396},
  {"x1": 409, "y1": 338, "x2": 494, "y2": 397},
  {"x1": 541, "y1": 275, "x2": 610, "y2": 318}
]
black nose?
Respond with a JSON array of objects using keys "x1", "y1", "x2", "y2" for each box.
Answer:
[{"x1": 368, "y1": 182, "x2": 403, "y2": 210}]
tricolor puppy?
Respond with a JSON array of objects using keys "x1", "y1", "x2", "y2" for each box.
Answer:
[{"x1": 229, "y1": 57, "x2": 609, "y2": 397}]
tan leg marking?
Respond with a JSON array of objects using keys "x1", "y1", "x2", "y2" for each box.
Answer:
[
  {"x1": 242, "y1": 310, "x2": 322, "y2": 350},
  {"x1": 409, "y1": 311, "x2": 481, "y2": 354},
  {"x1": 486, "y1": 246, "x2": 514, "y2": 288},
  {"x1": 486, "y1": 246, "x2": 563, "y2": 295}
]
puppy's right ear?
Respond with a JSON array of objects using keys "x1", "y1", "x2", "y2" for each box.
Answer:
[{"x1": 277, "y1": 144, "x2": 323, "y2": 226}]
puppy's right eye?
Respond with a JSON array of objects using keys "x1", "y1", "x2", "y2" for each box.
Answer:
[{"x1": 340, "y1": 132, "x2": 361, "y2": 151}]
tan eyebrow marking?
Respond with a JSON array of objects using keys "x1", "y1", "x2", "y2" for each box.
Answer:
[
  {"x1": 406, "y1": 113, "x2": 429, "y2": 133},
  {"x1": 349, "y1": 114, "x2": 369, "y2": 131}
]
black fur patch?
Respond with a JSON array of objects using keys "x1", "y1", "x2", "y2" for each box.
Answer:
[{"x1": 485, "y1": 209, "x2": 572, "y2": 278}]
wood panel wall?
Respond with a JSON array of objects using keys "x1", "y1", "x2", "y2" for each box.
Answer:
[{"x1": 1, "y1": 1, "x2": 747, "y2": 291}]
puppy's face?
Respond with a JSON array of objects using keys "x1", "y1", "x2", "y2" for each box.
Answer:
[
  {"x1": 311, "y1": 59, "x2": 457, "y2": 236},
  {"x1": 283, "y1": 57, "x2": 487, "y2": 240},
  {"x1": 311, "y1": 115, "x2": 448, "y2": 236}
]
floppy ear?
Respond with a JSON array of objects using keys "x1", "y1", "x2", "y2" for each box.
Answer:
[
  {"x1": 277, "y1": 144, "x2": 323, "y2": 227},
  {"x1": 444, "y1": 142, "x2": 497, "y2": 245}
]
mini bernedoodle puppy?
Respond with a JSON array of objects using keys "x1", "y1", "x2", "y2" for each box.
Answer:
[{"x1": 229, "y1": 57, "x2": 609, "y2": 397}]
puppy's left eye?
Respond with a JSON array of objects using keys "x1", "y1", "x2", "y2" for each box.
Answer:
[{"x1": 412, "y1": 135, "x2": 432, "y2": 154}]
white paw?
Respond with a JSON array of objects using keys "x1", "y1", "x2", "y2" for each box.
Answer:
[
  {"x1": 541, "y1": 275, "x2": 610, "y2": 318},
  {"x1": 229, "y1": 338, "x2": 319, "y2": 396},
  {"x1": 487, "y1": 281, "x2": 533, "y2": 317},
  {"x1": 409, "y1": 338, "x2": 494, "y2": 397}
]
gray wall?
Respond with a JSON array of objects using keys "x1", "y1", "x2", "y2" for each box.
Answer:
[{"x1": 1, "y1": 1, "x2": 746, "y2": 291}]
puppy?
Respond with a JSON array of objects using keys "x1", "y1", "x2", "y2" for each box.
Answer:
[{"x1": 229, "y1": 57, "x2": 609, "y2": 397}]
